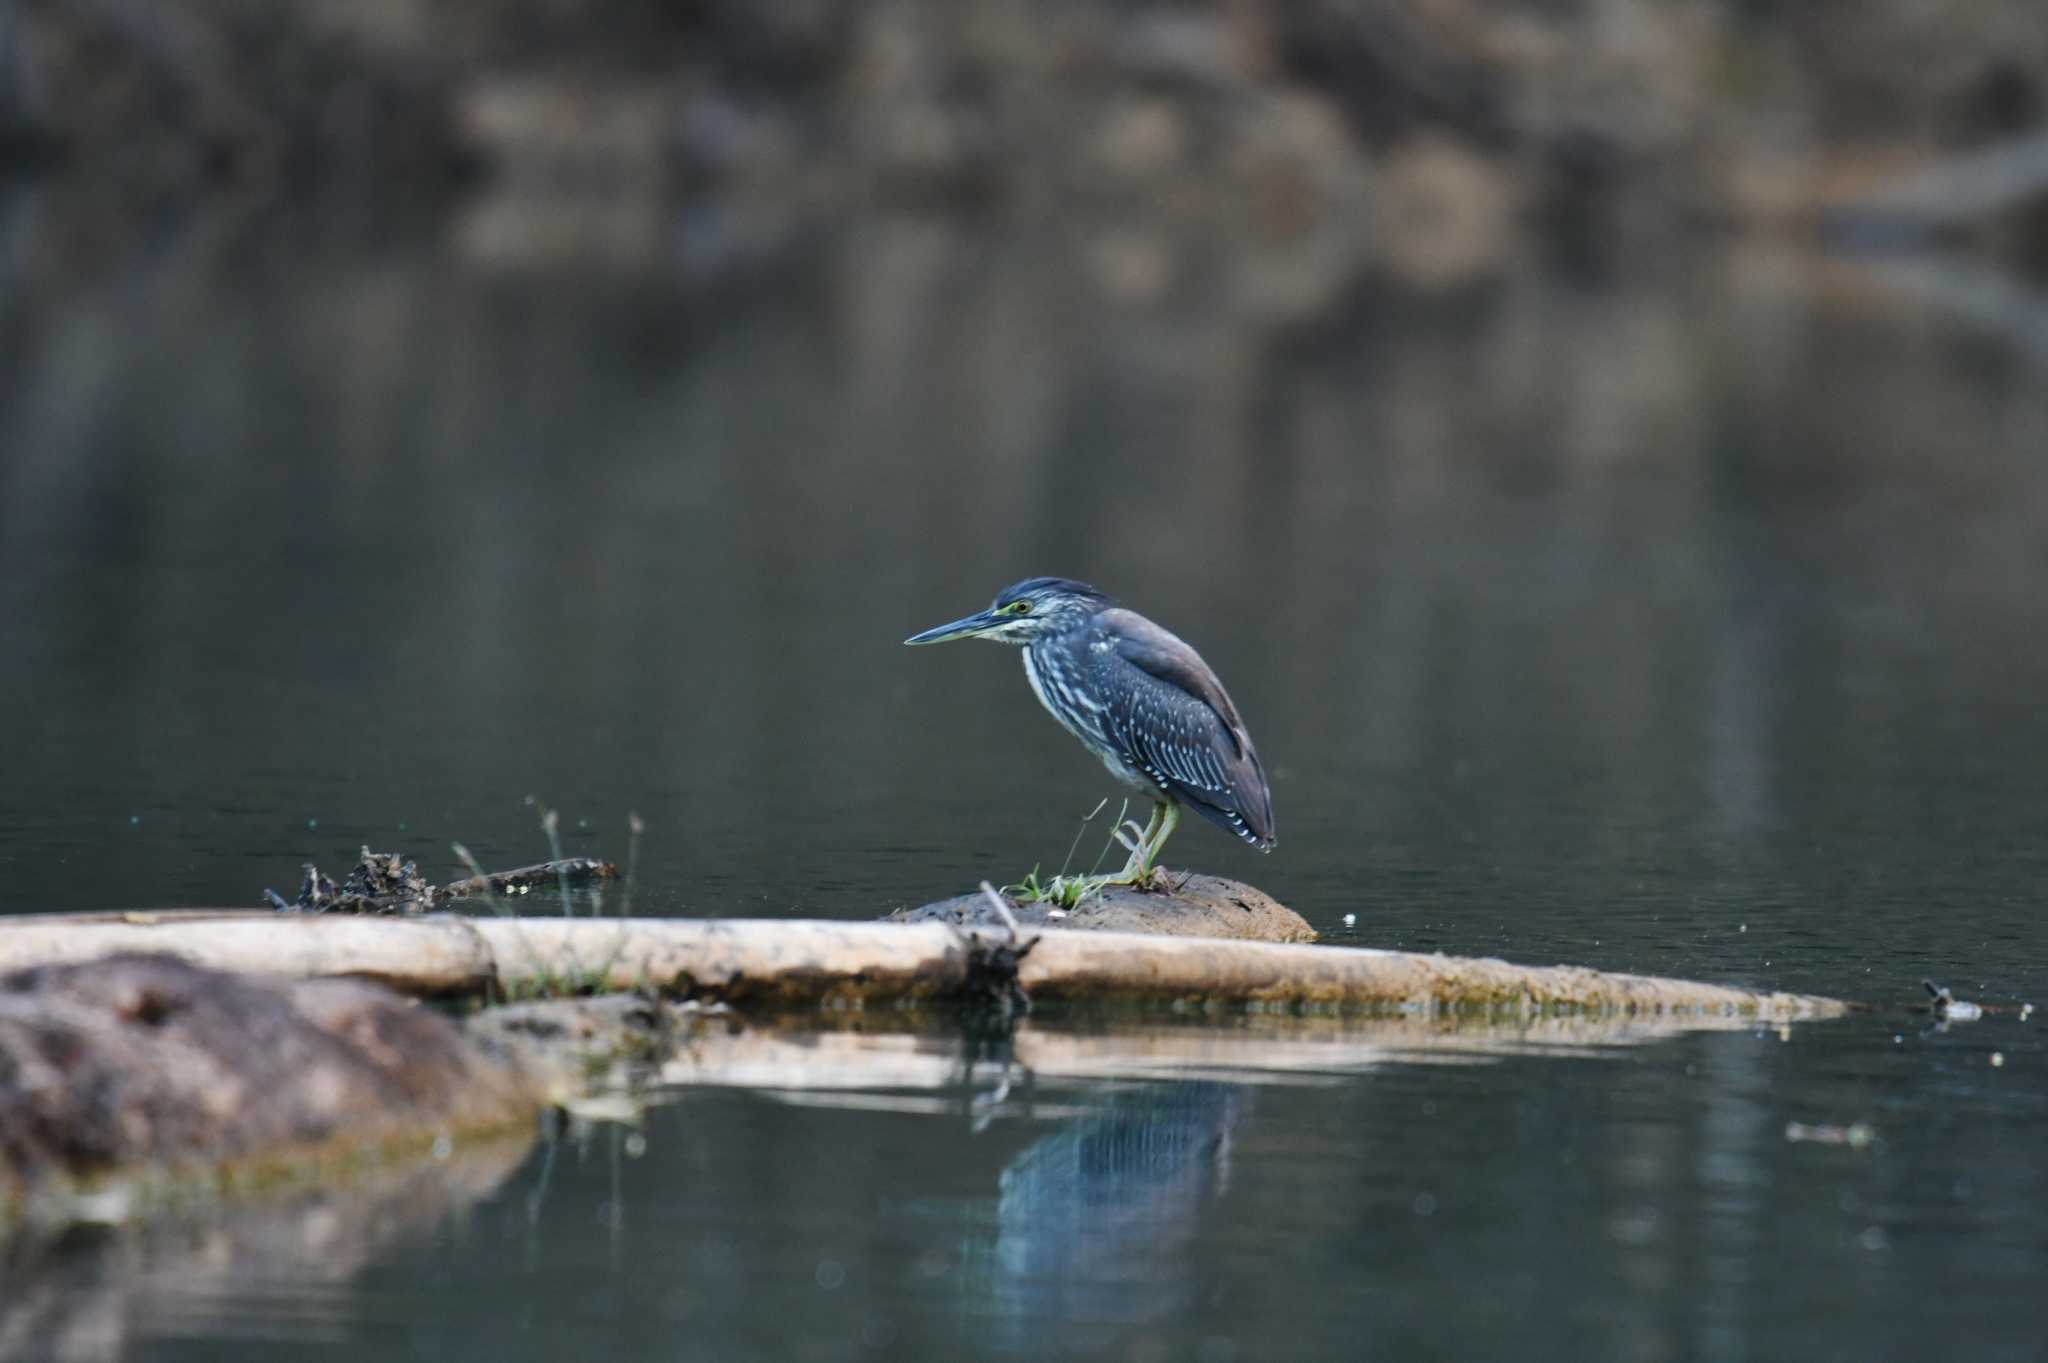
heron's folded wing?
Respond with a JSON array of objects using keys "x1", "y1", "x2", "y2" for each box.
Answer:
[
  {"x1": 1098, "y1": 609, "x2": 1249, "y2": 757},
  {"x1": 1094, "y1": 610, "x2": 1275, "y2": 847}
]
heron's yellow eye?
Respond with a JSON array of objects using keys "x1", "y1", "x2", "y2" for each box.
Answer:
[{"x1": 1008, "y1": 600, "x2": 1032, "y2": 615}]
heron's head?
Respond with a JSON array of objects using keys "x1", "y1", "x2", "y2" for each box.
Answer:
[{"x1": 903, "y1": 577, "x2": 1108, "y2": 647}]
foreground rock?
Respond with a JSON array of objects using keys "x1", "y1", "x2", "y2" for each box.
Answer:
[
  {"x1": 889, "y1": 872, "x2": 1316, "y2": 944},
  {"x1": 0, "y1": 954, "x2": 540, "y2": 1218}
]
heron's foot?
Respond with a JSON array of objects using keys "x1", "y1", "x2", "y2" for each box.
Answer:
[{"x1": 1099, "y1": 864, "x2": 1162, "y2": 891}]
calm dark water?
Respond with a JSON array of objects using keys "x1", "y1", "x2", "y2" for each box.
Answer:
[
  {"x1": 18, "y1": 1014, "x2": 2046, "y2": 1363},
  {"x1": 3, "y1": 192, "x2": 2047, "y2": 1358}
]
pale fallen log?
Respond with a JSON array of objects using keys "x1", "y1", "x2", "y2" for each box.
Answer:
[
  {"x1": 0, "y1": 913, "x2": 497, "y2": 996},
  {"x1": 0, "y1": 912, "x2": 1848, "y2": 1019}
]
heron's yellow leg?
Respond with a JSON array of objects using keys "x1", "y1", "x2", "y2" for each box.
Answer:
[
  {"x1": 1100, "y1": 800, "x2": 1171, "y2": 887},
  {"x1": 1141, "y1": 802, "x2": 1181, "y2": 875}
]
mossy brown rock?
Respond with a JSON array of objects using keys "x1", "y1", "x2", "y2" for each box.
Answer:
[
  {"x1": 889, "y1": 872, "x2": 1316, "y2": 944},
  {"x1": 0, "y1": 953, "x2": 540, "y2": 1212}
]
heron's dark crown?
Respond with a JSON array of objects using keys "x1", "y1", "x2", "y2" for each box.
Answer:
[
  {"x1": 993, "y1": 576, "x2": 1108, "y2": 611},
  {"x1": 990, "y1": 577, "x2": 1110, "y2": 640}
]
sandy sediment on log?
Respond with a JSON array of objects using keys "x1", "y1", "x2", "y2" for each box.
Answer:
[
  {"x1": 0, "y1": 914, "x2": 1846, "y2": 1019},
  {"x1": 1015, "y1": 932, "x2": 1844, "y2": 1017}
]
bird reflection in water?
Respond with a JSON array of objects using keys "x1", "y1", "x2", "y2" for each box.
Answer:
[{"x1": 981, "y1": 1083, "x2": 1243, "y2": 1344}]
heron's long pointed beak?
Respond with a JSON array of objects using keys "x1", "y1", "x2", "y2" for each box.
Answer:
[{"x1": 904, "y1": 608, "x2": 1003, "y2": 645}]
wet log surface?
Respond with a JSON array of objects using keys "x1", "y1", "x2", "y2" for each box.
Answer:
[{"x1": 889, "y1": 871, "x2": 1316, "y2": 944}]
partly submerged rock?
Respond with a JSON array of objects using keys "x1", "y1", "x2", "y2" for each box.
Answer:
[
  {"x1": 466, "y1": 992, "x2": 708, "y2": 1097},
  {"x1": 889, "y1": 871, "x2": 1316, "y2": 944},
  {"x1": 0, "y1": 953, "x2": 540, "y2": 1217}
]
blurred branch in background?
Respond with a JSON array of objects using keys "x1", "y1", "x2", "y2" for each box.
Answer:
[
  {"x1": 0, "y1": 0, "x2": 2043, "y2": 285},
  {"x1": 1825, "y1": 130, "x2": 2048, "y2": 252}
]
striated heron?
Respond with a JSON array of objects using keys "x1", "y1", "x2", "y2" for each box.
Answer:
[{"x1": 905, "y1": 577, "x2": 1274, "y2": 885}]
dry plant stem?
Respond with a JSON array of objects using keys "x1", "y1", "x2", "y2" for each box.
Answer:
[
  {"x1": 621, "y1": 814, "x2": 644, "y2": 919},
  {"x1": 538, "y1": 807, "x2": 572, "y2": 918},
  {"x1": 0, "y1": 914, "x2": 1849, "y2": 1019},
  {"x1": 1058, "y1": 799, "x2": 1109, "y2": 880}
]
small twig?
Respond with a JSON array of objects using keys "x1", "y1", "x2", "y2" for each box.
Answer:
[
  {"x1": 977, "y1": 881, "x2": 1022, "y2": 939},
  {"x1": 961, "y1": 882, "x2": 1037, "y2": 1020},
  {"x1": 440, "y1": 858, "x2": 618, "y2": 902}
]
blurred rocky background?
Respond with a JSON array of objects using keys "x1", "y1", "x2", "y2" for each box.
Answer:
[{"x1": 3, "y1": 0, "x2": 2046, "y2": 290}]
